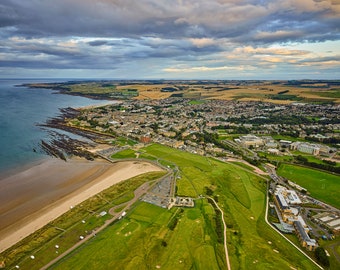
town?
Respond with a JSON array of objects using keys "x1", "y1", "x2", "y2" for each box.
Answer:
[
  {"x1": 62, "y1": 98, "x2": 340, "y2": 257},
  {"x1": 69, "y1": 98, "x2": 339, "y2": 162}
]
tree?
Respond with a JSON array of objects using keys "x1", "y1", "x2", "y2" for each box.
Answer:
[{"x1": 315, "y1": 247, "x2": 330, "y2": 267}]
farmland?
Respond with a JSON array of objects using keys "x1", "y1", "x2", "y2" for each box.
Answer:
[{"x1": 24, "y1": 80, "x2": 340, "y2": 104}]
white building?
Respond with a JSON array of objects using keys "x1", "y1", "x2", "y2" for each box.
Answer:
[
  {"x1": 296, "y1": 143, "x2": 320, "y2": 155},
  {"x1": 239, "y1": 134, "x2": 264, "y2": 148}
]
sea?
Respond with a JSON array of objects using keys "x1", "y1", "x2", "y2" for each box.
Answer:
[{"x1": 0, "y1": 79, "x2": 111, "y2": 177}]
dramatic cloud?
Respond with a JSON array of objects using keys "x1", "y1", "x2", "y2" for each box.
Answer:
[{"x1": 0, "y1": 0, "x2": 339, "y2": 79}]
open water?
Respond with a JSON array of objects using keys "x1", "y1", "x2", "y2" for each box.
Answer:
[{"x1": 0, "y1": 79, "x2": 109, "y2": 176}]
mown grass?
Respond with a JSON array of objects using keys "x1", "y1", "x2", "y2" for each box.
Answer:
[
  {"x1": 111, "y1": 149, "x2": 136, "y2": 159},
  {"x1": 229, "y1": 161, "x2": 257, "y2": 172},
  {"x1": 144, "y1": 144, "x2": 318, "y2": 269},
  {"x1": 188, "y1": 100, "x2": 205, "y2": 105},
  {"x1": 52, "y1": 200, "x2": 225, "y2": 270},
  {"x1": 20, "y1": 145, "x2": 316, "y2": 269},
  {"x1": 277, "y1": 163, "x2": 340, "y2": 209},
  {"x1": 317, "y1": 238, "x2": 340, "y2": 269},
  {"x1": 53, "y1": 144, "x2": 319, "y2": 269},
  {"x1": 115, "y1": 137, "x2": 137, "y2": 146}
]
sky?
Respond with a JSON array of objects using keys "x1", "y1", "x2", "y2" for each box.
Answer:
[{"x1": 0, "y1": 0, "x2": 340, "y2": 80}]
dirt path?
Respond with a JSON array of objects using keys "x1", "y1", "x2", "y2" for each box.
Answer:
[
  {"x1": 227, "y1": 158, "x2": 268, "y2": 175},
  {"x1": 208, "y1": 197, "x2": 231, "y2": 270}
]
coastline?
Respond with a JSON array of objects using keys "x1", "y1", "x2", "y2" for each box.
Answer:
[
  {"x1": 0, "y1": 157, "x2": 163, "y2": 253},
  {"x1": 0, "y1": 156, "x2": 52, "y2": 180}
]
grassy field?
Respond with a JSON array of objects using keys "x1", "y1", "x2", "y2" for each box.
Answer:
[
  {"x1": 277, "y1": 163, "x2": 340, "y2": 209},
  {"x1": 52, "y1": 201, "x2": 224, "y2": 270},
  {"x1": 319, "y1": 238, "x2": 340, "y2": 269},
  {"x1": 1, "y1": 171, "x2": 165, "y2": 270},
  {"x1": 111, "y1": 149, "x2": 136, "y2": 159},
  {"x1": 53, "y1": 144, "x2": 318, "y2": 269},
  {"x1": 308, "y1": 89, "x2": 340, "y2": 99}
]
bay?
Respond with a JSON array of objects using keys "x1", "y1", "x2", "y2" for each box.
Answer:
[{"x1": 0, "y1": 79, "x2": 111, "y2": 176}]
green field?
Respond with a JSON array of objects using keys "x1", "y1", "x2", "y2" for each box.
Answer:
[
  {"x1": 111, "y1": 149, "x2": 136, "y2": 159},
  {"x1": 277, "y1": 163, "x2": 340, "y2": 209},
  {"x1": 52, "y1": 144, "x2": 318, "y2": 269},
  {"x1": 309, "y1": 89, "x2": 340, "y2": 99},
  {"x1": 188, "y1": 100, "x2": 205, "y2": 105},
  {"x1": 1, "y1": 171, "x2": 165, "y2": 270}
]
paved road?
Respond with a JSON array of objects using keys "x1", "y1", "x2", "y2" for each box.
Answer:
[{"x1": 41, "y1": 181, "x2": 152, "y2": 270}]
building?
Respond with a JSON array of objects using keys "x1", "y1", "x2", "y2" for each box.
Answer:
[
  {"x1": 275, "y1": 186, "x2": 302, "y2": 206},
  {"x1": 296, "y1": 143, "x2": 320, "y2": 155},
  {"x1": 140, "y1": 136, "x2": 152, "y2": 144},
  {"x1": 288, "y1": 180, "x2": 307, "y2": 193},
  {"x1": 274, "y1": 194, "x2": 291, "y2": 213},
  {"x1": 263, "y1": 136, "x2": 278, "y2": 148},
  {"x1": 285, "y1": 190, "x2": 302, "y2": 205},
  {"x1": 313, "y1": 212, "x2": 340, "y2": 234},
  {"x1": 279, "y1": 140, "x2": 292, "y2": 148},
  {"x1": 239, "y1": 134, "x2": 264, "y2": 148},
  {"x1": 268, "y1": 148, "x2": 280, "y2": 155},
  {"x1": 294, "y1": 221, "x2": 318, "y2": 251},
  {"x1": 273, "y1": 186, "x2": 318, "y2": 250},
  {"x1": 168, "y1": 197, "x2": 194, "y2": 209}
]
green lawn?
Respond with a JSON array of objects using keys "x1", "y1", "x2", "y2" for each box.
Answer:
[
  {"x1": 52, "y1": 144, "x2": 318, "y2": 269},
  {"x1": 115, "y1": 137, "x2": 137, "y2": 146},
  {"x1": 188, "y1": 100, "x2": 205, "y2": 105},
  {"x1": 229, "y1": 161, "x2": 259, "y2": 172},
  {"x1": 277, "y1": 163, "x2": 340, "y2": 209},
  {"x1": 52, "y1": 201, "x2": 225, "y2": 270},
  {"x1": 111, "y1": 149, "x2": 136, "y2": 159}
]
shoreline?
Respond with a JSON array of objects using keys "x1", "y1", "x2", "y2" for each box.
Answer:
[
  {"x1": 0, "y1": 156, "x2": 53, "y2": 181},
  {"x1": 0, "y1": 157, "x2": 163, "y2": 253}
]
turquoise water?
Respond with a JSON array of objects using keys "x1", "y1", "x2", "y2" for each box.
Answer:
[{"x1": 0, "y1": 79, "x2": 109, "y2": 175}]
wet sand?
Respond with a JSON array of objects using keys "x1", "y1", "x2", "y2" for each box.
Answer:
[{"x1": 0, "y1": 158, "x2": 163, "y2": 253}]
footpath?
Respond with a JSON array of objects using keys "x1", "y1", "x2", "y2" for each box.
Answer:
[{"x1": 41, "y1": 181, "x2": 152, "y2": 270}]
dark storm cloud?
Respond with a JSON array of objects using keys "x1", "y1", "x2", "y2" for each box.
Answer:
[
  {"x1": 1, "y1": 0, "x2": 339, "y2": 42},
  {"x1": 0, "y1": 0, "x2": 339, "y2": 78},
  {"x1": 88, "y1": 40, "x2": 109, "y2": 47}
]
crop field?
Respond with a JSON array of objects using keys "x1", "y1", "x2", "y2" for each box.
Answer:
[
  {"x1": 131, "y1": 82, "x2": 340, "y2": 103},
  {"x1": 277, "y1": 163, "x2": 340, "y2": 209},
  {"x1": 27, "y1": 81, "x2": 340, "y2": 103},
  {"x1": 53, "y1": 144, "x2": 318, "y2": 269}
]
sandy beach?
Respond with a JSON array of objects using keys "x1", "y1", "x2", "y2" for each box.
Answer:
[{"x1": 0, "y1": 158, "x2": 163, "y2": 253}]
